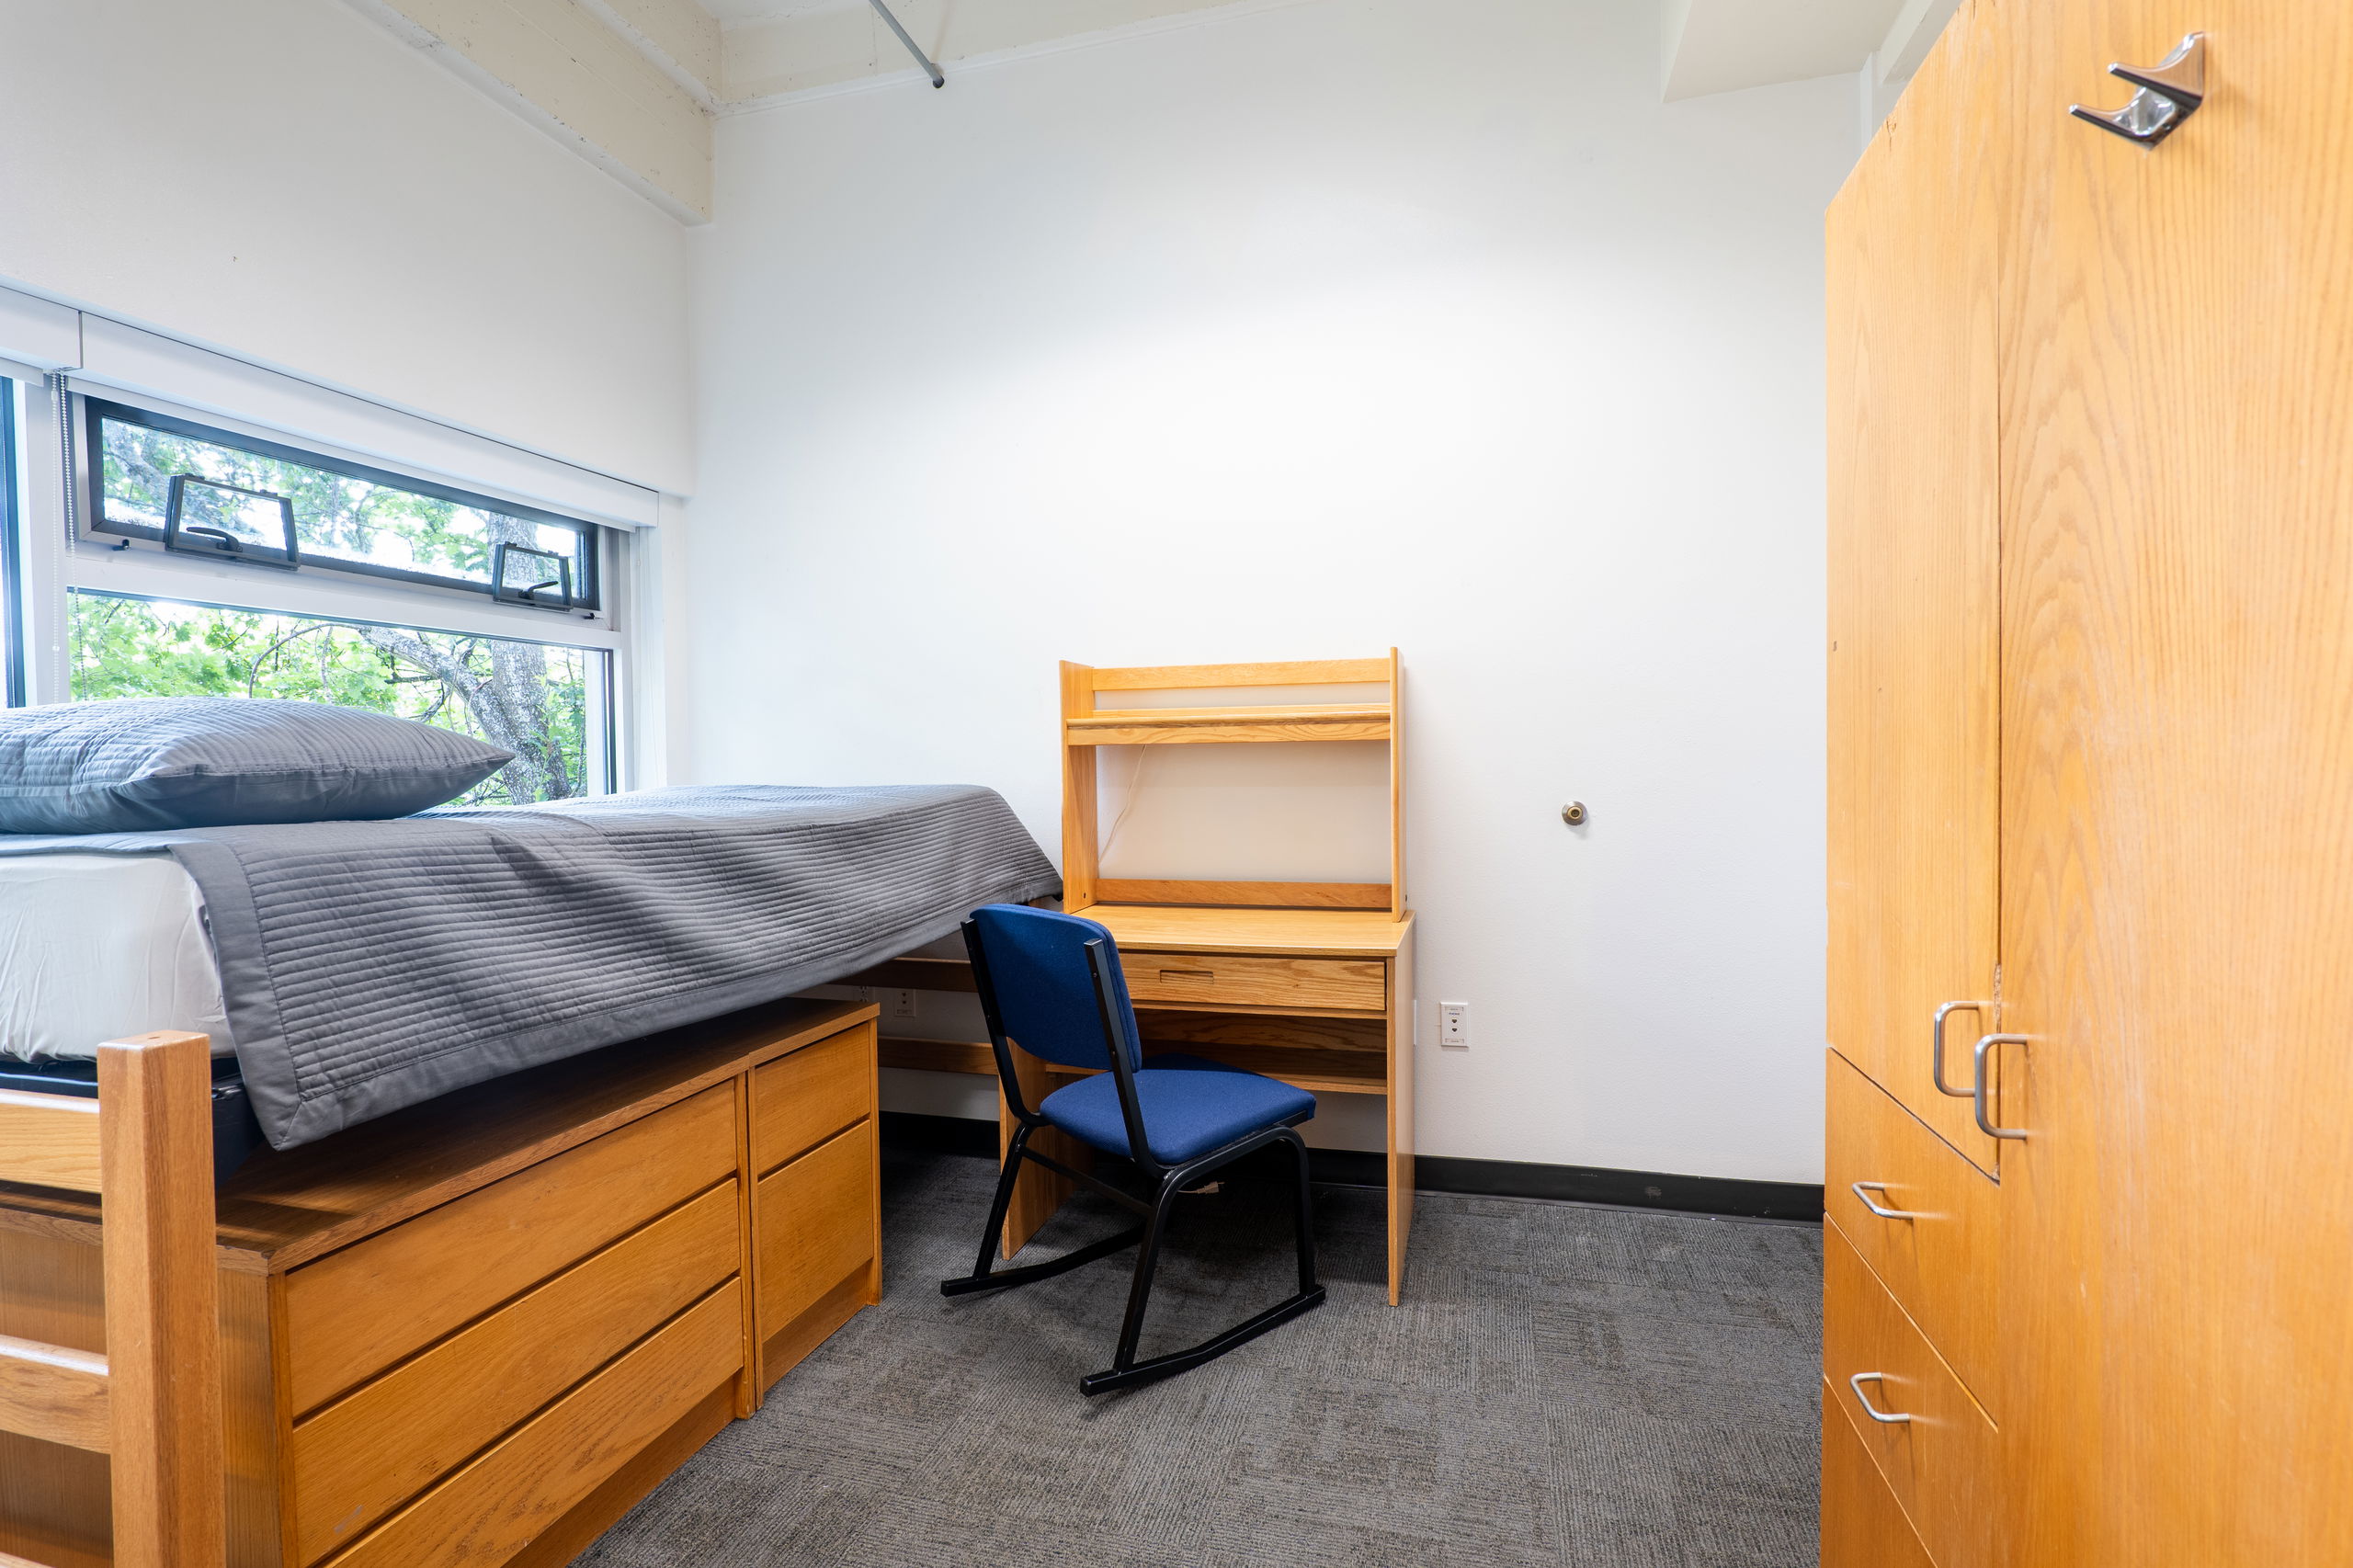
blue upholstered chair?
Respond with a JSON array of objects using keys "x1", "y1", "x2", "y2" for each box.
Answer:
[{"x1": 940, "y1": 903, "x2": 1326, "y2": 1394}]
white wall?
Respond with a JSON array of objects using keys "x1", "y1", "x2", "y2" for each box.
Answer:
[
  {"x1": 0, "y1": 0, "x2": 692, "y2": 494},
  {"x1": 688, "y1": 0, "x2": 1852, "y2": 1184}
]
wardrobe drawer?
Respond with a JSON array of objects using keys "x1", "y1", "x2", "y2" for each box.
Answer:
[
  {"x1": 755, "y1": 1118, "x2": 876, "y2": 1339},
  {"x1": 1824, "y1": 1220, "x2": 2000, "y2": 1568},
  {"x1": 325, "y1": 1282, "x2": 742, "y2": 1568},
  {"x1": 751, "y1": 1022, "x2": 874, "y2": 1176},
  {"x1": 289, "y1": 1180, "x2": 740, "y2": 1564},
  {"x1": 1822, "y1": 1381, "x2": 1936, "y2": 1568},
  {"x1": 283, "y1": 1084, "x2": 737, "y2": 1414},
  {"x1": 1120, "y1": 952, "x2": 1385, "y2": 1012},
  {"x1": 1826, "y1": 1049, "x2": 2003, "y2": 1413}
]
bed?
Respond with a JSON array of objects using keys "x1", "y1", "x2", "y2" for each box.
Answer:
[
  {"x1": 0, "y1": 783, "x2": 1058, "y2": 1153},
  {"x1": 0, "y1": 780, "x2": 1056, "y2": 1568}
]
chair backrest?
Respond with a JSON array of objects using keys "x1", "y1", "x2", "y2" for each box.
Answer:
[
  {"x1": 0, "y1": 1031, "x2": 225, "y2": 1568},
  {"x1": 963, "y1": 904, "x2": 1143, "y2": 1074}
]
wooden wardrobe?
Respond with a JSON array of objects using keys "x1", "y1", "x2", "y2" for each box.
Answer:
[{"x1": 1824, "y1": 4, "x2": 2353, "y2": 1566}]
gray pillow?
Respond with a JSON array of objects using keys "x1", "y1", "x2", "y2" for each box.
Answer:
[{"x1": 0, "y1": 698, "x2": 516, "y2": 835}]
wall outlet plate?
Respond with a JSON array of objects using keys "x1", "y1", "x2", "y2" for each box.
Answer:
[
  {"x1": 890, "y1": 988, "x2": 918, "y2": 1019},
  {"x1": 1439, "y1": 1000, "x2": 1469, "y2": 1049}
]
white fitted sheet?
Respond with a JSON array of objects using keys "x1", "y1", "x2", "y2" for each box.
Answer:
[{"x1": 0, "y1": 854, "x2": 233, "y2": 1060}]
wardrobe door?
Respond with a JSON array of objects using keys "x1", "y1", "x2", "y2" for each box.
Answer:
[
  {"x1": 2001, "y1": 5, "x2": 2353, "y2": 1563},
  {"x1": 1827, "y1": 0, "x2": 2007, "y2": 1175}
]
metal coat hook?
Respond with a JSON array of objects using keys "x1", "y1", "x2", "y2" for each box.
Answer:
[
  {"x1": 868, "y1": 0, "x2": 944, "y2": 88},
  {"x1": 2071, "y1": 32, "x2": 2205, "y2": 146}
]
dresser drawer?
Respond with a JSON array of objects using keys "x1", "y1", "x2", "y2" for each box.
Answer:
[
  {"x1": 751, "y1": 1022, "x2": 874, "y2": 1176},
  {"x1": 755, "y1": 1118, "x2": 875, "y2": 1340},
  {"x1": 324, "y1": 1281, "x2": 742, "y2": 1568},
  {"x1": 284, "y1": 1084, "x2": 737, "y2": 1414},
  {"x1": 1826, "y1": 1049, "x2": 2002, "y2": 1414},
  {"x1": 1822, "y1": 1381, "x2": 1936, "y2": 1568},
  {"x1": 1120, "y1": 952, "x2": 1385, "y2": 1012},
  {"x1": 1824, "y1": 1220, "x2": 2000, "y2": 1568},
  {"x1": 289, "y1": 1179, "x2": 741, "y2": 1564}
]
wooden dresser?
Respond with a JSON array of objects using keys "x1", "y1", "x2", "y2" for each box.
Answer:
[
  {"x1": 0, "y1": 997, "x2": 880, "y2": 1568},
  {"x1": 1827, "y1": 3, "x2": 2353, "y2": 1563}
]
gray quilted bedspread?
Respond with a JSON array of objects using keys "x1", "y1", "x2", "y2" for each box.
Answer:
[{"x1": 0, "y1": 785, "x2": 1057, "y2": 1149}]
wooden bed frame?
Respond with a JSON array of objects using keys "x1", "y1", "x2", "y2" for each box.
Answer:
[{"x1": 0, "y1": 997, "x2": 881, "y2": 1568}]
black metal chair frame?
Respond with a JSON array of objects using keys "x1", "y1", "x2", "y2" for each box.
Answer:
[{"x1": 940, "y1": 921, "x2": 1326, "y2": 1395}]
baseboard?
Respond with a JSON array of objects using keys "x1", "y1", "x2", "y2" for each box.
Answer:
[{"x1": 879, "y1": 1113, "x2": 1824, "y2": 1222}]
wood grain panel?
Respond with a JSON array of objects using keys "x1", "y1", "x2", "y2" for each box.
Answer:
[
  {"x1": 1094, "y1": 879, "x2": 1392, "y2": 910},
  {"x1": 501, "y1": 1383, "x2": 733, "y2": 1568},
  {"x1": 290, "y1": 1182, "x2": 739, "y2": 1564},
  {"x1": 1120, "y1": 953, "x2": 1384, "y2": 1013},
  {"x1": 0, "y1": 1093, "x2": 101, "y2": 1194},
  {"x1": 750, "y1": 1025, "x2": 873, "y2": 1176},
  {"x1": 1997, "y1": 4, "x2": 2353, "y2": 1561},
  {"x1": 1824, "y1": 1050, "x2": 2001, "y2": 1413},
  {"x1": 283, "y1": 1085, "x2": 734, "y2": 1415},
  {"x1": 324, "y1": 1283, "x2": 741, "y2": 1568},
  {"x1": 1072, "y1": 904, "x2": 1412, "y2": 960},
  {"x1": 0, "y1": 1335, "x2": 108, "y2": 1450},
  {"x1": 753, "y1": 1121, "x2": 875, "y2": 1340},
  {"x1": 1825, "y1": 6, "x2": 2006, "y2": 1172},
  {"x1": 1089, "y1": 657, "x2": 1392, "y2": 689},
  {"x1": 1134, "y1": 1010, "x2": 1388, "y2": 1054},
  {"x1": 1066, "y1": 719, "x2": 1390, "y2": 746},
  {"x1": 1823, "y1": 1220, "x2": 1998, "y2": 1568},
  {"x1": 1821, "y1": 1380, "x2": 1936, "y2": 1568}
]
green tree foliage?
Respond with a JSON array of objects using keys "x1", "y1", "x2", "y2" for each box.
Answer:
[{"x1": 72, "y1": 421, "x2": 597, "y2": 805}]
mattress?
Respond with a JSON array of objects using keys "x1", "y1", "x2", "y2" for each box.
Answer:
[{"x1": 0, "y1": 853, "x2": 233, "y2": 1061}]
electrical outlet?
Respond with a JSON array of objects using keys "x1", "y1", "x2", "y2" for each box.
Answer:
[
  {"x1": 1439, "y1": 1001, "x2": 1470, "y2": 1050},
  {"x1": 889, "y1": 988, "x2": 918, "y2": 1020}
]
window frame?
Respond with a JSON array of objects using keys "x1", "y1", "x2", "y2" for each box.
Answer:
[
  {"x1": 1, "y1": 378, "x2": 22, "y2": 707},
  {"x1": 8, "y1": 381, "x2": 635, "y2": 797},
  {"x1": 81, "y1": 396, "x2": 604, "y2": 612}
]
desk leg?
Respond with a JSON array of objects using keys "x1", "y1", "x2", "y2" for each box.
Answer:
[
  {"x1": 998, "y1": 1043, "x2": 1083, "y2": 1256},
  {"x1": 1386, "y1": 926, "x2": 1416, "y2": 1305}
]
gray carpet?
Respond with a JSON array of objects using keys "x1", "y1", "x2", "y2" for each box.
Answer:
[{"x1": 575, "y1": 1147, "x2": 1824, "y2": 1568}]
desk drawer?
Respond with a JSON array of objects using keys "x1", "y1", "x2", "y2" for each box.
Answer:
[
  {"x1": 1826, "y1": 1050, "x2": 2002, "y2": 1415},
  {"x1": 289, "y1": 1180, "x2": 740, "y2": 1564},
  {"x1": 1824, "y1": 1221, "x2": 1999, "y2": 1568},
  {"x1": 283, "y1": 1084, "x2": 736, "y2": 1415},
  {"x1": 325, "y1": 1282, "x2": 742, "y2": 1568},
  {"x1": 751, "y1": 1023, "x2": 873, "y2": 1176},
  {"x1": 756, "y1": 1118, "x2": 876, "y2": 1341},
  {"x1": 1120, "y1": 952, "x2": 1385, "y2": 1012}
]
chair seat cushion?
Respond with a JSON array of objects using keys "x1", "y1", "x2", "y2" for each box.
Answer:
[{"x1": 1040, "y1": 1054, "x2": 1316, "y2": 1165}]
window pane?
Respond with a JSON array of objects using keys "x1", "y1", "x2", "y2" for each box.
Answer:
[
  {"x1": 2, "y1": 380, "x2": 20, "y2": 707},
  {"x1": 95, "y1": 412, "x2": 591, "y2": 599},
  {"x1": 68, "y1": 592, "x2": 601, "y2": 805}
]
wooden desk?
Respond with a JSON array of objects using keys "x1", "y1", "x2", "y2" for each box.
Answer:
[{"x1": 1034, "y1": 904, "x2": 1416, "y2": 1303}]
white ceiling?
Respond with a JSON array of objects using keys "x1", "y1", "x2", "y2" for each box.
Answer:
[{"x1": 1664, "y1": 0, "x2": 1962, "y2": 101}]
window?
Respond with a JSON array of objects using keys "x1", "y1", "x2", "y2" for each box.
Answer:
[
  {"x1": 13, "y1": 392, "x2": 629, "y2": 802},
  {"x1": 68, "y1": 592, "x2": 605, "y2": 803},
  {"x1": 86, "y1": 399, "x2": 598, "y2": 609}
]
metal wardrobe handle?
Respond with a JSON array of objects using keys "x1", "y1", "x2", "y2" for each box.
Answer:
[
  {"x1": 1849, "y1": 1372, "x2": 1913, "y2": 1425},
  {"x1": 1850, "y1": 1182, "x2": 1921, "y2": 1221},
  {"x1": 2071, "y1": 32, "x2": 2207, "y2": 146},
  {"x1": 1973, "y1": 1034, "x2": 2031, "y2": 1141},
  {"x1": 1933, "y1": 1000, "x2": 1995, "y2": 1097}
]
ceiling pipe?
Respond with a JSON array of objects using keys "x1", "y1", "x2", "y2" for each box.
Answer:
[{"x1": 866, "y1": 0, "x2": 944, "y2": 87}]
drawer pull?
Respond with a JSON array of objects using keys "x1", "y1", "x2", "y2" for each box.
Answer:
[
  {"x1": 1932, "y1": 1000, "x2": 1994, "y2": 1097},
  {"x1": 1972, "y1": 1034, "x2": 2030, "y2": 1141},
  {"x1": 1849, "y1": 1371, "x2": 1913, "y2": 1425},
  {"x1": 1850, "y1": 1181, "x2": 1921, "y2": 1221}
]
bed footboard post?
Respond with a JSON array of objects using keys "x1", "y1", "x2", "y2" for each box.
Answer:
[{"x1": 97, "y1": 1030, "x2": 225, "y2": 1568}]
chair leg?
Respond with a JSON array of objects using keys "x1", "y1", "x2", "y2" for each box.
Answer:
[
  {"x1": 1078, "y1": 1135, "x2": 1326, "y2": 1397},
  {"x1": 941, "y1": 1124, "x2": 1144, "y2": 1298},
  {"x1": 1288, "y1": 1131, "x2": 1321, "y2": 1294}
]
